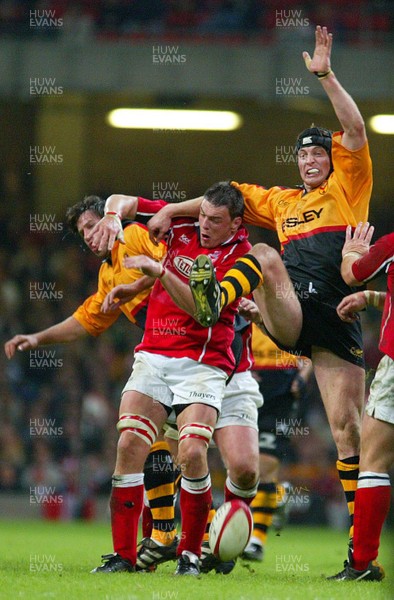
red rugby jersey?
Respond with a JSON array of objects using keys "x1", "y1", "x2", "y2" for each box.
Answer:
[
  {"x1": 238, "y1": 324, "x2": 254, "y2": 373},
  {"x1": 352, "y1": 233, "x2": 394, "y2": 360},
  {"x1": 135, "y1": 197, "x2": 252, "y2": 374}
]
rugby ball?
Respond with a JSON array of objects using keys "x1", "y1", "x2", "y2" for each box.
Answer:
[{"x1": 209, "y1": 500, "x2": 253, "y2": 561}]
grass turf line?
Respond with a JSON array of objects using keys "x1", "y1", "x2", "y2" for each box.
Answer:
[{"x1": 0, "y1": 520, "x2": 392, "y2": 600}]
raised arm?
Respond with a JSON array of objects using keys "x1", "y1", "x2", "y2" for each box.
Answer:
[
  {"x1": 86, "y1": 194, "x2": 139, "y2": 254},
  {"x1": 101, "y1": 275, "x2": 155, "y2": 313},
  {"x1": 148, "y1": 196, "x2": 203, "y2": 245},
  {"x1": 340, "y1": 222, "x2": 374, "y2": 285},
  {"x1": 4, "y1": 317, "x2": 87, "y2": 359},
  {"x1": 86, "y1": 194, "x2": 203, "y2": 252},
  {"x1": 303, "y1": 25, "x2": 367, "y2": 150},
  {"x1": 123, "y1": 255, "x2": 197, "y2": 318}
]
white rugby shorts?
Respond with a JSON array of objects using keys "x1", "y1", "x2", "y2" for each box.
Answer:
[
  {"x1": 122, "y1": 351, "x2": 227, "y2": 413},
  {"x1": 215, "y1": 370, "x2": 263, "y2": 431},
  {"x1": 365, "y1": 354, "x2": 394, "y2": 424},
  {"x1": 164, "y1": 370, "x2": 262, "y2": 439}
]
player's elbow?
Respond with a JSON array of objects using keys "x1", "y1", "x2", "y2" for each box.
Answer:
[
  {"x1": 346, "y1": 119, "x2": 367, "y2": 147},
  {"x1": 106, "y1": 194, "x2": 138, "y2": 218}
]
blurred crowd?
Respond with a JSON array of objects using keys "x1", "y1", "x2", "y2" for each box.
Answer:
[
  {"x1": 0, "y1": 202, "x2": 141, "y2": 514},
  {"x1": 0, "y1": 183, "x2": 385, "y2": 524},
  {"x1": 0, "y1": 0, "x2": 392, "y2": 42}
]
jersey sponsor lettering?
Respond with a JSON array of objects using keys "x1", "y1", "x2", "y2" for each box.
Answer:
[
  {"x1": 173, "y1": 255, "x2": 194, "y2": 277},
  {"x1": 281, "y1": 208, "x2": 324, "y2": 231},
  {"x1": 234, "y1": 133, "x2": 372, "y2": 298}
]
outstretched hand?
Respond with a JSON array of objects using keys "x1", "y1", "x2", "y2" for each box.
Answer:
[
  {"x1": 342, "y1": 222, "x2": 374, "y2": 258},
  {"x1": 85, "y1": 214, "x2": 125, "y2": 254},
  {"x1": 101, "y1": 284, "x2": 139, "y2": 313},
  {"x1": 303, "y1": 25, "x2": 332, "y2": 74},
  {"x1": 4, "y1": 334, "x2": 39, "y2": 359}
]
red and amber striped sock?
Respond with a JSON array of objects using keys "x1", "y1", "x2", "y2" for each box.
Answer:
[
  {"x1": 202, "y1": 504, "x2": 216, "y2": 543},
  {"x1": 336, "y1": 455, "x2": 359, "y2": 540},
  {"x1": 144, "y1": 441, "x2": 176, "y2": 545},
  {"x1": 220, "y1": 254, "x2": 264, "y2": 310},
  {"x1": 249, "y1": 482, "x2": 277, "y2": 546}
]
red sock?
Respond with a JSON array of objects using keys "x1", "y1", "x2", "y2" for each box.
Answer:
[
  {"x1": 177, "y1": 479, "x2": 212, "y2": 557},
  {"x1": 224, "y1": 478, "x2": 256, "y2": 506},
  {"x1": 353, "y1": 484, "x2": 391, "y2": 570},
  {"x1": 142, "y1": 504, "x2": 153, "y2": 538},
  {"x1": 110, "y1": 484, "x2": 144, "y2": 564}
]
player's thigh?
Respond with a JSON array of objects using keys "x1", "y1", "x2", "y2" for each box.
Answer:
[
  {"x1": 176, "y1": 403, "x2": 218, "y2": 432},
  {"x1": 359, "y1": 413, "x2": 394, "y2": 472},
  {"x1": 122, "y1": 351, "x2": 173, "y2": 414},
  {"x1": 214, "y1": 425, "x2": 259, "y2": 472},
  {"x1": 256, "y1": 384, "x2": 296, "y2": 470},
  {"x1": 250, "y1": 246, "x2": 302, "y2": 347},
  {"x1": 120, "y1": 390, "x2": 168, "y2": 424},
  {"x1": 312, "y1": 347, "x2": 364, "y2": 425}
]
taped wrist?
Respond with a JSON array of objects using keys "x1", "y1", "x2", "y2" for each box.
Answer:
[
  {"x1": 342, "y1": 251, "x2": 363, "y2": 260},
  {"x1": 363, "y1": 290, "x2": 380, "y2": 308}
]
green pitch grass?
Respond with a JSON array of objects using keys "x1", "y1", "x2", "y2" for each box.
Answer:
[{"x1": 0, "y1": 520, "x2": 392, "y2": 600}]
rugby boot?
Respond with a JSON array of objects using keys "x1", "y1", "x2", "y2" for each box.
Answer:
[
  {"x1": 327, "y1": 559, "x2": 384, "y2": 581},
  {"x1": 241, "y1": 541, "x2": 264, "y2": 562},
  {"x1": 200, "y1": 541, "x2": 236, "y2": 574},
  {"x1": 174, "y1": 551, "x2": 200, "y2": 576},
  {"x1": 91, "y1": 553, "x2": 134, "y2": 573},
  {"x1": 135, "y1": 536, "x2": 178, "y2": 572},
  {"x1": 189, "y1": 255, "x2": 221, "y2": 327}
]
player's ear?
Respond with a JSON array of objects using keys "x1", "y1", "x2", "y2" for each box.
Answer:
[{"x1": 232, "y1": 216, "x2": 243, "y2": 230}]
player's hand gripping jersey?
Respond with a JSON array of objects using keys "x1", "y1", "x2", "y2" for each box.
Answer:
[
  {"x1": 134, "y1": 198, "x2": 252, "y2": 375},
  {"x1": 233, "y1": 133, "x2": 372, "y2": 300},
  {"x1": 73, "y1": 222, "x2": 166, "y2": 333}
]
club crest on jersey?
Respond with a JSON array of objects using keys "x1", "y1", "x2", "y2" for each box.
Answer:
[
  {"x1": 173, "y1": 255, "x2": 194, "y2": 277},
  {"x1": 179, "y1": 234, "x2": 191, "y2": 244},
  {"x1": 208, "y1": 250, "x2": 221, "y2": 262}
]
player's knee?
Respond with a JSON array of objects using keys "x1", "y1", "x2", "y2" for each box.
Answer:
[
  {"x1": 177, "y1": 422, "x2": 213, "y2": 470},
  {"x1": 177, "y1": 439, "x2": 207, "y2": 471},
  {"x1": 251, "y1": 243, "x2": 281, "y2": 274},
  {"x1": 229, "y1": 461, "x2": 259, "y2": 489},
  {"x1": 116, "y1": 413, "x2": 158, "y2": 456},
  {"x1": 117, "y1": 431, "x2": 135, "y2": 459}
]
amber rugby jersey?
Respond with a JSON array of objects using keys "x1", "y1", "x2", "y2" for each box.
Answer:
[
  {"x1": 233, "y1": 133, "x2": 372, "y2": 299},
  {"x1": 73, "y1": 222, "x2": 166, "y2": 334}
]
